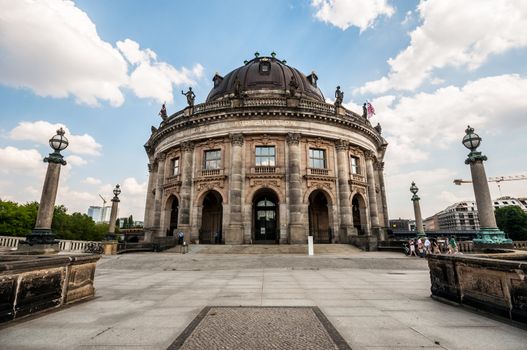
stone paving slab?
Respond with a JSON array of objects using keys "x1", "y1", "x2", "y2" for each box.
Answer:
[
  {"x1": 168, "y1": 306, "x2": 350, "y2": 350},
  {"x1": 0, "y1": 252, "x2": 526, "y2": 350}
]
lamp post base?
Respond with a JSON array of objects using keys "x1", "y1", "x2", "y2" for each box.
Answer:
[
  {"x1": 473, "y1": 227, "x2": 513, "y2": 246},
  {"x1": 25, "y1": 229, "x2": 58, "y2": 245}
]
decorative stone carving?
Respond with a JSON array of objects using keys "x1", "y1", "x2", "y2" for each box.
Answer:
[
  {"x1": 364, "y1": 150, "x2": 376, "y2": 161},
  {"x1": 306, "y1": 180, "x2": 333, "y2": 191},
  {"x1": 147, "y1": 163, "x2": 153, "y2": 173},
  {"x1": 260, "y1": 134, "x2": 270, "y2": 145},
  {"x1": 249, "y1": 179, "x2": 281, "y2": 188},
  {"x1": 375, "y1": 161, "x2": 385, "y2": 171},
  {"x1": 156, "y1": 152, "x2": 166, "y2": 161},
  {"x1": 335, "y1": 139, "x2": 349, "y2": 151},
  {"x1": 181, "y1": 141, "x2": 194, "y2": 152},
  {"x1": 313, "y1": 137, "x2": 323, "y2": 148},
  {"x1": 229, "y1": 133, "x2": 244, "y2": 146},
  {"x1": 197, "y1": 181, "x2": 224, "y2": 192},
  {"x1": 286, "y1": 132, "x2": 300, "y2": 144}
]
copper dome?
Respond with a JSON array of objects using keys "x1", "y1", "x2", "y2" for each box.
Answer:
[{"x1": 206, "y1": 55, "x2": 325, "y2": 102}]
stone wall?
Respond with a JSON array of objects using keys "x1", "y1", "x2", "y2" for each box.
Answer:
[
  {"x1": 428, "y1": 251, "x2": 527, "y2": 323},
  {"x1": 0, "y1": 254, "x2": 99, "y2": 323}
]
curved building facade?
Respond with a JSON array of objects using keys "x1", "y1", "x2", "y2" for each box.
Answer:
[{"x1": 143, "y1": 55, "x2": 389, "y2": 250}]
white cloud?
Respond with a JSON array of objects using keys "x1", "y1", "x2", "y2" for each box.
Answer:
[
  {"x1": 0, "y1": 1, "x2": 205, "y2": 107},
  {"x1": 357, "y1": 0, "x2": 527, "y2": 94},
  {"x1": 82, "y1": 177, "x2": 102, "y2": 185},
  {"x1": 9, "y1": 121, "x2": 102, "y2": 156},
  {"x1": 0, "y1": 146, "x2": 43, "y2": 174},
  {"x1": 117, "y1": 39, "x2": 204, "y2": 104},
  {"x1": 374, "y1": 74, "x2": 527, "y2": 167},
  {"x1": 311, "y1": 0, "x2": 394, "y2": 32},
  {"x1": 65, "y1": 155, "x2": 87, "y2": 166},
  {"x1": 0, "y1": 0, "x2": 128, "y2": 106}
]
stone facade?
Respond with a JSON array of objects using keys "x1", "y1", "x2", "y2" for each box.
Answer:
[{"x1": 143, "y1": 56, "x2": 388, "y2": 250}]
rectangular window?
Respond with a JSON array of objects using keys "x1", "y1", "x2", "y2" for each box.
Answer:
[
  {"x1": 350, "y1": 156, "x2": 360, "y2": 174},
  {"x1": 204, "y1": 150, "x2": 221, "y2": 170},
  {"x1": 255, "y1": 146, "x2": 276, "y2": 166},
  {"x1": 309, "y1": 148, "x2": 326, "y2": 169},
  {"x1": 172, "y1": 158, "x2": 180, "y2": 176}
]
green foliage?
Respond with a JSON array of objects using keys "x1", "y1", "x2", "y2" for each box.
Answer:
[
  {"x1": 0, "y1": 200, "x2": 38, "y2": 236},
  {"x1": 0, "y1": 199, "x2": 109, "y2": 241},
  {"x1": 495, "y1": 206, "x2": 527, "y2": 241}
]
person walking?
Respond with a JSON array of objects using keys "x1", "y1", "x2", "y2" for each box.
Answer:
[
  {"x1": 449, "y1": 236, "x2": 458, "y2": 254},
  {"x1": 424, "y1": 237, "x2": 431, "y2": 255},
  {"x1": 409, "y1": 239, "x2": 417, "y2": 257}
]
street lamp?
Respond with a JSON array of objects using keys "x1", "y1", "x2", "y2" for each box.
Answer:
[
  {"x1": 27, "y1": 128, "x2": 68, "y2": 248},
  {"x1": 106, "y1": 184, "x2": 121, "y2": 240},
  {"x1": 462, "y1": 126, "x2": 512, "y2": 246},
  {"x1": 410, "y1": 181, "x2": 425, "y2": 237}
]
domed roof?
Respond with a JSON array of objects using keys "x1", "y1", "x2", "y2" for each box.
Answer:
[{"x1": 206, "y1": 54, "x2": 325, "y2": 102}]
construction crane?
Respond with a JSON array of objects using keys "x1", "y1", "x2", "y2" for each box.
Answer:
[
  {"x1": 98, "y1": 194, "x2": 107, "y2": 223},
  {"x1": 453, "y1": 174, "x2": 527, "y2": 195}
]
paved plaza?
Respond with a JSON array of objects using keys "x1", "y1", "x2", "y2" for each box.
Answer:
[{"x1": 1, "y1": 246, "x2": 526, "y2": 349}]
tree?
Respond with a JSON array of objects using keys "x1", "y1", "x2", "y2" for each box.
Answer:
[
  {"x1": 495, "y1": 206, "x2": 527, "y2": 241},
  {"x1": 0, "y1": 200, "x2": 38, "y2": 236}
]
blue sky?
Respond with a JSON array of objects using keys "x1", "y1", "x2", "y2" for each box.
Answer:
[{"x1": 1, "y1": 0, "x2": 526, "y2": 220}]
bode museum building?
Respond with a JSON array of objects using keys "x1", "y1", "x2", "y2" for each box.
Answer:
[{"x1": 143, "y1": 54, "x2": 389, "y2": 250}]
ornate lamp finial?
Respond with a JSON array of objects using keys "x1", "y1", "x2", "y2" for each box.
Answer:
[
  {"x1": 254, "y1": 51, "x2": 260, "y2": 58},
  {"x1": 271, "y1": 51, "x2": 276, "y2": 58}
]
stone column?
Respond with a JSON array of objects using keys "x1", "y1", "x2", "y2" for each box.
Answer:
[
  {"x1": 107, "y1": 196, "x2": 120, "y2": 237},
  {"x1": 335, "y1": 140, "x2": 355, "y2": 243},
  {"x1": 365, "y1": 151, "x2": 381, "y2": 242},
  {"x1": 287, "y1": 133, "x2": 305, "y2": 243},
  {"x1": 34, "y1": 161, "x2": 62, "y2": 234},
  {"x1": 226, "y1": 133, "x2": 244, "y2": 244},
  {"x1": 178, "y1": 141, "x2": 194, "y2": 243},
  {"x1": 470, "y1": 161, "x2": 496, "y2": 229},
  {"x1": 143, "y1": 162, "x2": 157, "y2": 241},
  {"x1": 376, "y1": 161, "x2": 390, "y2": 229},
  {"x1": 462, "y1": 126, "x2": 511, "y2": 245},
  {"x1": 152, "y1": 153, "x2": 166, "y2": 237},
  {"x1": 410, "y1": 182, "x2": 425, "y2": 237}
]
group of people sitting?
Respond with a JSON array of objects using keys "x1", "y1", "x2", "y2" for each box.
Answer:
[{"x1": 406, "y1": 236, "x2": 459, "y2": 257}]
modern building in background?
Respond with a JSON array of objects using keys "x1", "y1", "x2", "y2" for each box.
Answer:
[
  {"x1": 143, "y1": 54, "x2": 389, "y2": 250},
  {"x1": 424, "y1": 196, "x2": 526, "y2": 232},
  {"x1": 493, "y1": 197, "x2": 527, "y2": 212},
  {"x1": 87, "y1": 205, "x2": 111, "y2": 223},
  {"x1": 436, "y1": 202, "x2": 480, "y2": 231}
]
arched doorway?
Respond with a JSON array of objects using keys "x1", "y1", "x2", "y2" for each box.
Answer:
[
  {"x1": 200, "y1": 191, "x2": 223, "y2": 244},
  {"x1": 253, "y1": 190, "x2": 279, "y2": 244},
  {"x1": 352, "y1": 194, "x2": 367, "y2": 235},
  {"x1": 168, "y1": 196, "x2": 179, "y2": 236},
  {"x1": 308, "y1": 190, "x2": 331, "y2": 243}
]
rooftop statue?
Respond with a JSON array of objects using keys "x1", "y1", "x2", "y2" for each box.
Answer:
[
  {"x1": 158, "y1": 102, "x2": 167, "y2": 121},
  {"x1": 374, "y1": 123, "x2": 382, "y2": 134},
  {"x1": 362, "y1": 103, "x2": 367, "y2": 118},
  {"x1": 334, "y1": 86, "x2": 343, "y2": 107},
  {"x1": 289, "y1": 74, "x2": 299, "y2": 97},
  {"x1": 181, "y1": 87, "x2": 196, "y2": 107},
  {"x1": 233, "y1": 77, "x2": 243, "y2": 98}
]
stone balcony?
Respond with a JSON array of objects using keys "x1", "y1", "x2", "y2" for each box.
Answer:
[{"x1": 163, "y1": 174, "x2": 181, "y2": 190}]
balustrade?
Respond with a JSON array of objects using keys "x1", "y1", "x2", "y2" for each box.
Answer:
[{"x1": 308, "y1": 168, "x2": 329, "y2": 176}]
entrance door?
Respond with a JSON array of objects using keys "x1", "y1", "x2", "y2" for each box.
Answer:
[
  {"x1": 352, "y1": 196, "x2": 364, "y2": 235},
  {"x1": 168, "y1": 197, "x2": 179, "y2": 236},
  {"x1": 200, "y1": 191, "x2": 223, "y2": 244},
  {"x1": 254, "y1": 195, "x2": 278, "y2": 243},
  {"x1": 308, "y1": 191, "x2": 330, "y2": 243}
]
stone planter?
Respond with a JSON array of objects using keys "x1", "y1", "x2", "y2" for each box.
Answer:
[
  {"x1": 0, "y1": 254, "x2": 100, "y2": 323},
  {"x1": 428, "y1": 250, "x2": 527, "y2": 323}
]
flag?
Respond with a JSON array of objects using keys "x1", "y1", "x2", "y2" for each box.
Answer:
[{"x1": 366, "y1": 102, "x2": 375, "y2": 118}]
